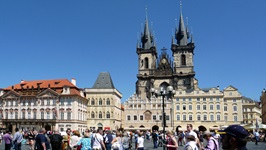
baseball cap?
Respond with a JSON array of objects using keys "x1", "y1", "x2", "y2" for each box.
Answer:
[{"x1": 218, "y1": 125, "x2": 248, "y2": 139}]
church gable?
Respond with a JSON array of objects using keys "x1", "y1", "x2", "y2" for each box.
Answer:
[{"x1": 155, "y1": 53, "x2": 173, "y2": 76}]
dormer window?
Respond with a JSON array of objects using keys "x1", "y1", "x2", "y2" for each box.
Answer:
[{"x1": 62, "y1": 86, "x2": 70, "y2": 94}]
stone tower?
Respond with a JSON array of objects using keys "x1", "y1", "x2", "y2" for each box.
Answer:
[
  {"x1": 136, "y1": 5, "x2": 197, "y2": 100},
  {"x1": 171, "y1": 3, "x2": 196, "y2": 90}
]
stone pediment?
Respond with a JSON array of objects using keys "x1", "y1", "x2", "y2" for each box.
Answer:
[
  {"x1": 1, "y1": 91, "x2": 20, "y2": 99},
  {"x1": 224, "y1": 85, "x2": 238, "y2": 91},
  {"x1": 37, "y1": 89, "x2": 59, "y2": 97}
]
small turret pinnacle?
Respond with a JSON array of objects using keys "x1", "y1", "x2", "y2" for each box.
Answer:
[
  {"x1": 186, "y1": 17, "x2": 190, "y2": 39},
  {"x1": 172, "y1": 35, "x2": 175, "y2": 45},
  {"x1": 190, "y1": 34, "x2": 194, "y2": 44}
]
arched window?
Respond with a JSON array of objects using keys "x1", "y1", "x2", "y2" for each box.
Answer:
[
  {"x1": 47, "y1": 112, "x2": 50, "y2": 119},
  {"x1": 91, "y1": 112, "x2": 95, "y2": 118},
  {"x1": 67, "y1": 112, "x2": 71, "y2": 120},
  {"x1": 60, "y1": 111, "x2": 64, "y2": 120},
  {"x1": 106, "y1": 111, "x2": 110, "y2": 118},
  {"x1": 21, "y1": 111, "x2": 26, "y2": 119},
  {"x1": 144, "y1": 57, "x2": 149, "y2": 69},
  {"x1": 106, "y1": 98, "x2": 110, "y2": 105},
  {"x1": 99, "y1": 111, "x2": 102, "y2": 118},
  {"x1": 99, "y1": 99, "x2": 102, "y2": 105},
  {"x1": 181, "y1": 54, "x2": 186, "y2": 65},
  {"x1": 41, "y1": 112, "x2": 44, "y2": 119},
  {"x1": 91, "y1": 99, "x2": 95, "y2": 105}
]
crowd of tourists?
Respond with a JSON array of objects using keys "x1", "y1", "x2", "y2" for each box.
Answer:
[
  {"x1": 0, "y1": 124, "x2": 261, "y2": 150},
  {"x1": 145, "y1": 123, "x2": 253, "y2": 150},
  {"x1": 0, "y1": 127, "x2": 133, "y2": 150}
]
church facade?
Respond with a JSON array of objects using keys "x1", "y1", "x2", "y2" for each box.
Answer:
[{"x1": 123, "y1": 5, "x2": 244, "y2": 132}]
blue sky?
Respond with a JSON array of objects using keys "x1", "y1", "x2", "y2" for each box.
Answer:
[{"x1": 0, "y1": 0, "x2": 265, "y2": 102}]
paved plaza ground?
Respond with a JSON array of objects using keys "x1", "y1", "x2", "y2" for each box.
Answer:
[{"x1": 1, "y1": 139, "x2": 266, "y2": 150}]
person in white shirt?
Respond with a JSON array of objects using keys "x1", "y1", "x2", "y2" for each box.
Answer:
[
  {"x1": 254, "y1": 130, "x2": 260, "y2": 145},
  {"x1": 70, "y1": 130, "x2": 82, "y2": 149},
  {"x1": 184, "y1": 135, "x2": 198, "y2": 150},
  {"x1": 92, "y1": 129, "x2": 106, "y2": 150},
  {"x1": 136, "y1": 132, "x2": 144, "y2": 150},
  {"x1": 185, "y1": 124, "x2": 202, "y2": 149}
]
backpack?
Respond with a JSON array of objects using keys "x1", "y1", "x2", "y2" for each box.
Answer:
[
  {"x1": 122, "y1": 137, "x2": 129, "y2": 149},
  {"x1": 50, "y1": 134, "x2": 61, "y2": 143},
  {"x1": 91, "y1": 135, "x2": 95, "y2": 149},
  {"x1": 181, "y1": 132, "x2": 185, "y2": 138}
]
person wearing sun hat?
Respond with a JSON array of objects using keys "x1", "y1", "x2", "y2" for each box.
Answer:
[{"x1": 218, "y1": 125, "x2": 248, "y2": 150}]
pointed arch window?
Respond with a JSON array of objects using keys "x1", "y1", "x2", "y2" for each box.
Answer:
[
  {"x1": 91, "y1": 111, "x2": 95, "y2": 118},
  {"x1": 106, "y1": 111, "x2": 110, "y2": 118},
  {"x1": 99, "y1": 99, "x2": 102, "y2": 105},
  {"x1": 144, "y1": 57, "x2": 149, "y2": 69},
  {"x1": 181, "y1": 54, "x2": 186, "y2": 65},
  {"x1": 106, "y1": 98, "x2": 110, "y2": 105},
  {"x1": 99, "y1": 111, "x2": 102, "y2": 118},
  {"x1": 91, "y1": 99, "x2": 95, "y2": 105}
]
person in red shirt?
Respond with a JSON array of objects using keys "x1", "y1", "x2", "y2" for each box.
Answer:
[{"x1": 164, "y1": 131, "x2": 178, "y2": 150}]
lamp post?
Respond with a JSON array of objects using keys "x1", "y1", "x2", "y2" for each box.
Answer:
[{"x1": 150, "y1": 86, "x2": 175, "y2": 150}]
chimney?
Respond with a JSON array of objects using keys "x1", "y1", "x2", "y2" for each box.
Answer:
[
  {"x1": 0, "y1": 89, "x2": 3, "y2": 96},
  {"x1": 21, "y1": 80, "x2": 25, "y2": 83},
  {"x1": 71, "y1": 78, "x2": 76, "y2": 86}
]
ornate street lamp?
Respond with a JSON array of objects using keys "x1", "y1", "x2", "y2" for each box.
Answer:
[{"x1": 150, "y1": 86, "x2": 175, "y2": 150}]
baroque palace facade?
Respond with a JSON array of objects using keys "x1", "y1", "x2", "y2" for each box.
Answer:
[
  {"x1": 122, "y1": 5, "x2": 249, "y2": 132},
  {"x1": 0, "y1": 79, "x2": 88, "y2": 133},
  {"x1": 0, "y1": 74, "x2": 124, "y2": 133}
]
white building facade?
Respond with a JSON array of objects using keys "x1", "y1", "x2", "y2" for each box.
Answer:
[{"x1": 0, "y1": 79, "x2": 88, "y2": 133}]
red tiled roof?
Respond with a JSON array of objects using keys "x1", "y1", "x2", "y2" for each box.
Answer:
[
  {"x1": 4, "y1": 79, "x2": 81, "y2": 96},
  {"x1": 5, "y1": 79, "x2": 76, "y2": 90}
]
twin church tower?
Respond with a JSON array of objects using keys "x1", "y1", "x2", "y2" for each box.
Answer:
[{"x1": 136, "y1": 5, "x2": 197, "y2": 100}]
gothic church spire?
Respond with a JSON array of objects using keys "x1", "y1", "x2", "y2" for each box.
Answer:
[
  {"x1": 175, "y1": 2, "x2": 189, "y2": 46},
  {"x1": 141, "y1": 8, "x2": 153, "y2": 50}
]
